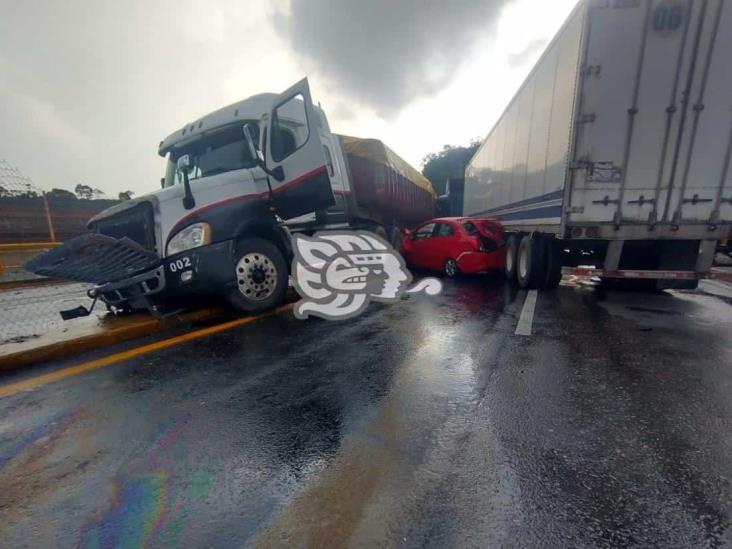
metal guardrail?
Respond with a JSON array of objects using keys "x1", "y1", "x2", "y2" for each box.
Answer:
[
  {"x1": 0, "y1": 281, "x2": 96, "y2": 344},
  {"x1": 0, "y1": 242, "x2": 96, "y2": 344}
]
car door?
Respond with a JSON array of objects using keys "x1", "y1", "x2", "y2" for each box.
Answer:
[
  {"x1": 405, "y1": 222, "x2": 436, "y2": 268},
  {"x1": 429, "y1": 222, "x2": 457, "y2": 270},
  {"x1": 264, "y1": 78, "x2": 335, "y2": 219}
]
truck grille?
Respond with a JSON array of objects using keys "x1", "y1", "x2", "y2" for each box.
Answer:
[
  {"x1": 25, "y1": 233, "x2": 161, "y2": 284},
  {"x1": 92, "y1": 203, "x2": 156, "y2": 251}
]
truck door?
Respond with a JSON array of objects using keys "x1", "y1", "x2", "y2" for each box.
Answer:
[{"x1": 264, "y1": 78, "x2": 335, "y2": 219}]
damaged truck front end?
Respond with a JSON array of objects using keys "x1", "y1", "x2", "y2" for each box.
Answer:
[{"x1": 26, "y1": 200, "x2": 170, "y2": 316}]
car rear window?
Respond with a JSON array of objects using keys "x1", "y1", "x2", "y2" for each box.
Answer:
[{"x1": 461, "y1": 222, "x2": 478, "y2": 236}]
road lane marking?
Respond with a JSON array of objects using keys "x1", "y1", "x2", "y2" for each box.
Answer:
[
  {"x1": 0, "y1": 303, "x2": 293, "y2": 399},
  {"x1": 515, "y1": 290, "x2": 538, "y2": 336}
]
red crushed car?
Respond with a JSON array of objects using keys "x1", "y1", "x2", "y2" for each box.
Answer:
[{"x1": 400, "y1": 217, "x2": 505, "y2": 277}]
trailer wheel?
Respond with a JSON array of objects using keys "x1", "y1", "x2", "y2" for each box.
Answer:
[
  {"x1": 542, "y1": 237, "x2": 563, "y2": 290},
  {"x1": 443, "y1": 258, "x2": 459, "y2": 278},
  {"x1": 504, "y1": 234, "x2": 520, "y2": 281},
  {"x1": 517, "y1": 234, "x2": 546, "y2": 289},
  {"x1": 227, "y1": 238, "x2": 288, "y2": 313}
]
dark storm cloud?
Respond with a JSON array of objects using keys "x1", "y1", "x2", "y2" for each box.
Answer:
[
  {"x1": 0, "y1": 0, "x2": 241, "y2": 195},
  {"x1": 272, "y1": 0, "x2": 510, "y2": 117}
]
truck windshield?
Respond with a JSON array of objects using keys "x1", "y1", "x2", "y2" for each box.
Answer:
[{"x1": 164, "y1": 123, "x2": 260, "y2": 187}]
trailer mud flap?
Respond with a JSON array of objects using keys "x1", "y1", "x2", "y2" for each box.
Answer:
[{"x1": 25, "y1": 233, "x2": 160, "y2": 284}]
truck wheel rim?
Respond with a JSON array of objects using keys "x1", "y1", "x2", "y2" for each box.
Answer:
[
  {"x1": 446, "y1": 260, "x2": 457, "y2": 276},
  {"x1": 236, "y1": 253, "x2": 277, "y2": 301}
]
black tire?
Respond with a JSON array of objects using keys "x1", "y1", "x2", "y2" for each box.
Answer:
[
  {"x1": 227, "y1": 238, "x2": 288, "y2": 313},
  {"x1": 505, "y1": 234, "x2": 519, "y2": 281},
  {"x1": 370, "y1": 224, "x2": 388, "y2": 241},
  {"x1": 389, "y1": 226, "x2": 403, "y2": 250},
  {"x1": 542, "y1": 237, "x2": 563, "y2": 290},
  {"x1": 516, "y1": 234, "x2": 546, "y2": 289},
  {"x1": 443, "y1": 258, "x2": 459, "y2": 278}
]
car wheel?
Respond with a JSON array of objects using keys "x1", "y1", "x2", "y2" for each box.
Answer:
[
  {"x1": 443, "y1": 258, "x2": 458, "y2": 278},
  {"x1": 505, "y1": 234, "x2": 519, "y2": 281},
  {"x1": 517, "y1": 234, "x2": 546, "y2": 289},
  {"x1": 227, "y1": 238, "x2": 288, "y2": 313}
]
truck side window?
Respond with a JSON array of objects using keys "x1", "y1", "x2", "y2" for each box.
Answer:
[
  {"x1": 323, "y1": 145, "x2": 334, "y2": 177},
  {"x1": 271, "y1": 93, "x2": 309, "y2": 162}
]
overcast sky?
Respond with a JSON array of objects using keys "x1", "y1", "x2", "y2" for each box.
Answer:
[{"x1": 0, "y1": 0, "x2": 577, "y2": 197}]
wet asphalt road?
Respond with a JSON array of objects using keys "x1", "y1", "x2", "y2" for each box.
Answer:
[{"x1": 1, "y1": 277, "x2": 731, "y2": 548}]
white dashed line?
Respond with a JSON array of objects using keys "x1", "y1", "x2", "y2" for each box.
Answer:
[{"x1": 515, "y1": 289, "x2": 538, "y2": 336}]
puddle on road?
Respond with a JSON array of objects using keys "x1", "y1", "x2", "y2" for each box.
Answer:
[{"x1": 254, "y1": 317, "x2": 484, "y2": 548}]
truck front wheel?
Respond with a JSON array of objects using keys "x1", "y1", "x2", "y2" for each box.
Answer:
[{"x1": 227, "y1": 238, "x2": 288, "y2": 313}]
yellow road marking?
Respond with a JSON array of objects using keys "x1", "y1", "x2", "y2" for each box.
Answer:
[
  {"x1": 0, "y1": 303, "x2": 293, "y2": 399},
  {"x1": 0, "y1": 242, "x2": 61, "y2": 251}
]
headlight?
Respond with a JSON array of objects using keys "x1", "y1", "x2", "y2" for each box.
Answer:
[{"x1": 166, "y1": 223, "x2": 211, "y2": 256}]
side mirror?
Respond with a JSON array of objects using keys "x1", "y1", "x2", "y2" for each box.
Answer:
[
  {"x1": 175, "y1": 154, "x2": 195, "y2": 210},
  {"x1": 402, "y1": 227, "x2": 412, "y2": 236},
  {"x1": 176, "y1": 154, "x2": 191, "y2": 172},
  {"x1": 242, "y1": 124, "x2": 261, "y2": 163}
]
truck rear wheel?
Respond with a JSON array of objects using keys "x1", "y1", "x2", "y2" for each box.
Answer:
[
  {"x1": 517, "y1": 234, "x2": 546, "y2": 289},
  {"x1": 542, "y1": 237, "x2": 563, "y2": 290},
  {"x1": 505, "y1": 234, "x2": 519, "y2": 281},
  {"x1": 227, "y1": 238, "x2": 288, "y2": 313}
]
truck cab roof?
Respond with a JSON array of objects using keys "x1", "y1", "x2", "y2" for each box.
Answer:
[{"x1": 158, "y1": 93, "x2": 328, "y2": 157}]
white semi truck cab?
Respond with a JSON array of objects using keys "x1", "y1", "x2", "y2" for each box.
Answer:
[
  {"x1": 28, "y1": 78, "x2": 436, "y2": 316},
  {"x1": 29, "y1": 79, "x2": 338, "y2": 314}
]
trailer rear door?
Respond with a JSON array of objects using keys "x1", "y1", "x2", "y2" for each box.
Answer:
[{"x1": 569, "y1": 0, "x2": 731, "y2": 228}]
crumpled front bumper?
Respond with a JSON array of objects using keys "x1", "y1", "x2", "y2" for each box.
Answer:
[{"x1": 92, "y1": 240, "x2": 236, "y2": 308}]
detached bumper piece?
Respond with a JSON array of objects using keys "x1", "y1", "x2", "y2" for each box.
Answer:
[{"x1": 25, "y1": 233, "x2": 160, "y2": 284}]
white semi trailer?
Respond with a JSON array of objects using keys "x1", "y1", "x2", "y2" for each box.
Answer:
[{"x1": 464, "y1": 0, "x2": 732, "y2": 290}]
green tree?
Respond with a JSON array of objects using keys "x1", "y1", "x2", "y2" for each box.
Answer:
[
  {"x1": 75, "y1": 183, "x2": 94, "y2": 199},
  {"x1": 422, "y1": 139, "x2": 481, "y2": 196},
  {"x1": 47, "y1": 188, "x2": 78, "y2": 201}
]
